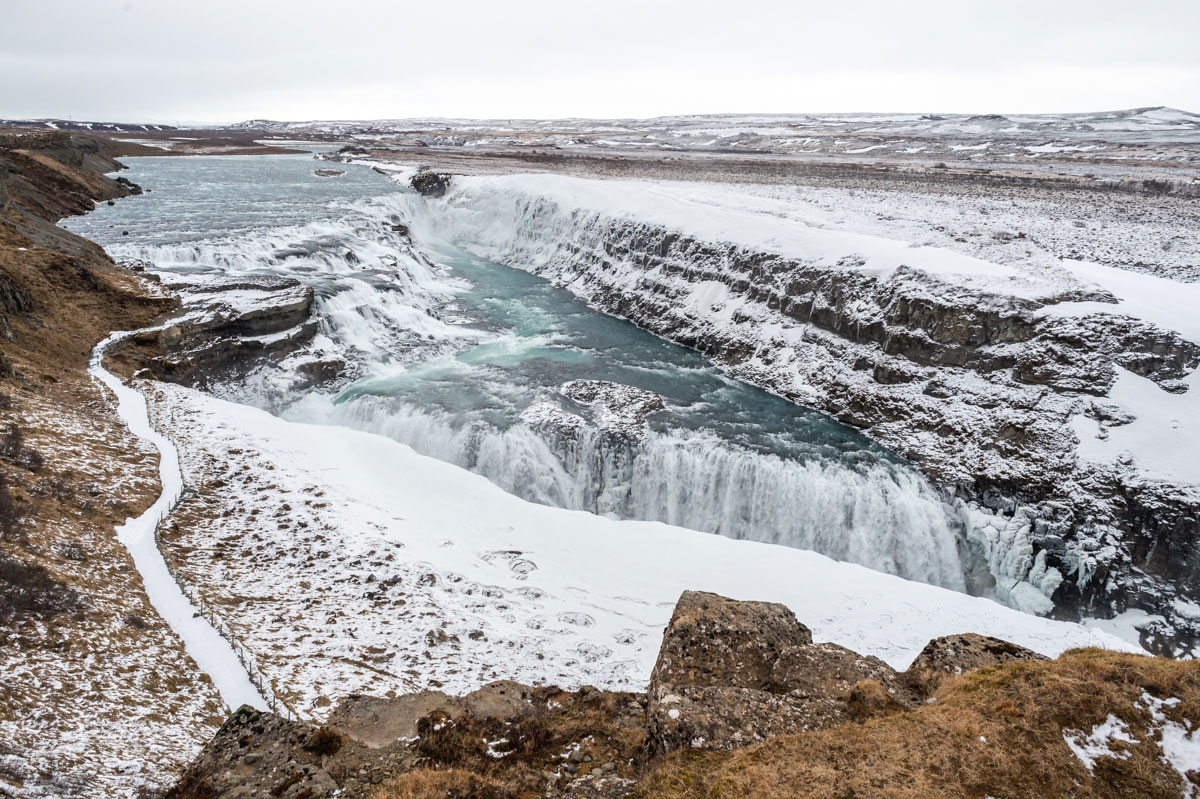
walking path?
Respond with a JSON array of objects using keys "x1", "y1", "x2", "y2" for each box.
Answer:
[{"x1": 89, "y1": 332, "x2": 267, "y2": 713}]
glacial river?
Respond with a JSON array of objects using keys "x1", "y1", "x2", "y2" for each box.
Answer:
[{"x1": 65, "y1": 151, "x2": 972, "y2": 591}]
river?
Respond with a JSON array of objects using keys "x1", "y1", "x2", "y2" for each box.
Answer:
[{"x1": 64, "y1": 151, "x2": 972, "y2": 591}]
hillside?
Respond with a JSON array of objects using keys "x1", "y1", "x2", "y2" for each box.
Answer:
[
  {"x1": 0, "y1": 130, "x2": 224, "y2": 798},
  {"x1": 167, "y1": 592, "x2": 1200, "y2": 799}
]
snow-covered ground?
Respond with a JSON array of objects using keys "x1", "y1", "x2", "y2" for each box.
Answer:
[
  {"x1": 0, "y1": 375, "x2": 224, "y2": 799},
  {"x1": 147, "y1": 380, "x2": 1139, "y2": 721},
  {"x1": 88, "y1": 333, "x2": 267, "y2": 713},
  {"x1": 434, "y1": 172, "x2": 1093, "y2": 299},
  {"x1": 244, "y1": 107, "x2": 1200, "y2": 175}
]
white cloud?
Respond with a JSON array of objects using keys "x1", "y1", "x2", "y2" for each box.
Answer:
[{"x1": 1, "y1": 0, "x2": 1197, "y2": 121}]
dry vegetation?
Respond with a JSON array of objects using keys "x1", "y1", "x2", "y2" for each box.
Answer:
[
  {"x1": 352, "y1": 647, "x2": 1200, "y2": 796},
  {"x1": 636, "y1": 649, "x2": 1200, "y2": 799},
  {"x1": 351, "y1": 639, "x2": 1200, "y2": 799},
  {"x1": 359, "y1": 649, "x2": 1200, "y2": 799},
  {"x1": 367, "y1": 687, "x2": 644, "y2": 799},
  {"x1": 374, "y1": 768, "x2": 504, "y2": 799},
  {"x1": 0, "y1": 131, "x2": 223, "y2": 797}
]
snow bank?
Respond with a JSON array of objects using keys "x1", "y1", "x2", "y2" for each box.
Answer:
[
  {"x1": 1047, "y1": 261, "x2": 1200, "y2": 485},
  {"x1": 89, "y1": 335, "x2": 266, "y2": 712},
  {"x1": 439, "y1": 173, "x2": 1050, "y2": 294},
  {"x1": 153, "y1": 381, "x2": 1140, "y2": 714}
]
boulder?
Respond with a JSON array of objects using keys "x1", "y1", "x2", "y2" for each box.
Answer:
[
  {"x1": 328, "y1": 680, "x2": 538, "y2": 749},
  {"x1": 328, "y1": 692, "x2": 454, "y2": 748},
  {"x1": 562, "y1": 774, "x2": 638, "y2": 798},
  {"x1": 650, "y1": 591, "x2": 812, "y2": 693},
  {"x1": 461, "y1": 679, "x2": 539, "y2": 720},
  {"x1": 170, "y1": 705, "x2": 340, "y2": 799},
  {"x1": 646, "y1": 591, "x2": 915, "y2": 754},
  {"x1": 410, "y1": 169, "x2": 451, "y2": 198},
  {"x1": 771, "y1": 641, "x2": 918, "y2": 717},
  {"x1": 904, "y1": 633, "x2": 1047, "y2": 695}
]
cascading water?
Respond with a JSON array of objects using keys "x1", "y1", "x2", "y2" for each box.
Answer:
[
  {"x1": 64, "y1": 152, "x2": 975, "y2": 595},
  {"x1": 288, "y1": 391, "x2": 967, "y2": 588}
]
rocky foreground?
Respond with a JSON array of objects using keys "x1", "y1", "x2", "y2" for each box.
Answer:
[{"x1": 168, "y1": 591, "x2": 1200, "y2": 799}]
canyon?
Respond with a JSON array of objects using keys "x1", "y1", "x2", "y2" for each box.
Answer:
[{"x1": 2, "y1": 111, "x2": 1199, "y2": 797}]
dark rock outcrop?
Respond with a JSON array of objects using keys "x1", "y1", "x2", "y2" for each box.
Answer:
[
  {"x1": 168, "y1": 706, "x2": 342, "y2": 799},
  {"x1": 517, "y1": 381, "x2": 666, "y2": 516},
  {"x1": 561, "y1": 380, "x2": 665, "y2": 432},
  {"x1": 109, "y1": 274, "x2": 321, "y2": 387},
  {"x1": 645, "y1": 591, "x2": 918, "y2": 753},
  {"x1": 410, "y1": 168, "x2": 451, "y2": 198}
]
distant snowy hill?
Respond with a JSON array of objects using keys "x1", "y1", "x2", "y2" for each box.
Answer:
[{"x1": 233, "y1": 107, "x2": 1200, "y2": 148}]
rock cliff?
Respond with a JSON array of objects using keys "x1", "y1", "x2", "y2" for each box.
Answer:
[{"x1": 107, "y1": 272, "x2": 323, "y2": 389}]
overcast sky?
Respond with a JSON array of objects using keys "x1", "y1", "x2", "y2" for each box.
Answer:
[{"x1": 3, "y1": 0, "x2": 1198, "y2": 123}]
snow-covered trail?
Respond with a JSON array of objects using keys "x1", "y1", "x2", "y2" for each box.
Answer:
[{"x1": 89, "y1": 333, "x2": 267, "y2": 713}]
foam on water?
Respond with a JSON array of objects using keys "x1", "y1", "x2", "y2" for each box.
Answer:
[
  {"x1": 65, "y1": 153, "x2": 975, "y2": 594},
  {"x1": 287, "y1": 391, "x2": 967, "y2": 589}
]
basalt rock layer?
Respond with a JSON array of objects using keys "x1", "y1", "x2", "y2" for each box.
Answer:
[
  {"x1": 427, "y1": 186, "x2": 1200, "y2": 653},
  {"x1": 108, "y1": 271, "x2": 323, "y2": 389}
]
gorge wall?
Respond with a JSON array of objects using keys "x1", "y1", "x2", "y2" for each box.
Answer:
[{"x1": 415, "y1": 175, "x2": 1200, "y2": 651}]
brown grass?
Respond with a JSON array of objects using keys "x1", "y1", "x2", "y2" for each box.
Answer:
[
  {"x1": 0, "y1": 131, "x2": 226, "y2": 794},
  {"x1": 303, "y1": 725, "x2": 344, "y2": 756},
  {"x1": 372, "y1": 768, "x2": 503, "y2": 799},
  {"x1": 163, "y1": 763, "x2": 220, "y2": 799},
  {"x1": 0, "y1": 554, "x2": 83, "y2": 622},
  {"x1": 372, "y1": 687, "x2": 645, "y2": 799},
  {"x1": 637, "y1": 649, "x2": 1200, "y2": 799}
]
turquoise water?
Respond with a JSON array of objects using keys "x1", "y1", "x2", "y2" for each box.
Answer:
[{"x1": 65, "y1": 153, "x2": 971, "y2": 590}]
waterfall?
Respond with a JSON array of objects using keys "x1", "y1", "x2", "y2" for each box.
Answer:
[
  {"x1": 285, "y1": 393, "x2": 967, "y2": 591},
  {"x1": 77, "y1": 158, "x2": 975, "y2": 599}
]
